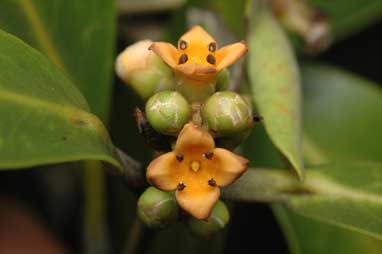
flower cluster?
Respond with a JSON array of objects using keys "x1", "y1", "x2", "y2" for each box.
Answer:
[{"x1": 116, "y1": 26, "x2": 256, "y2": 228}]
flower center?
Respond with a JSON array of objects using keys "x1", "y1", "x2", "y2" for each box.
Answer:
[{"x1": 190, "y1": 160, "x2": 201, "y2": 172}]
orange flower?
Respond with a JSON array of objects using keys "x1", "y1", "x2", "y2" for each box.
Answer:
[
  {"x1": 146, "y1": 123, "x2": 248, "y2": 220},
  {"x1": 149, "y1": 26, "x2": 247, "y2": 84}
]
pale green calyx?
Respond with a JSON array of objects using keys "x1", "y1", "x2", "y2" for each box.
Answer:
[
  {"x1": 137, "y1": 187, "x2": 179, "y2": 228},
  {"x1": 145, "y1": 91, "x2": 191, "y2": 135},
  {"x1": 187, "y1": 200, "x2": 230, "y2": 238},
  {"x1": 115, "y1": 40, "x2": 175, "y2": 100},
  {"x1": 216, "y1": 68, "x2": 231, "y2": 91},
  {"x1": 202, "y1": 91, "x2": 253, "y2": 136}
]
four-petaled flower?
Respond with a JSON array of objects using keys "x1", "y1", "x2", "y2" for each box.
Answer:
[
  {"x1": 149, "y1": 26, "x2": 247, "y2": 84},
  {"x1": 147, "y1": 123, "x2": 248, "y2": 220}
]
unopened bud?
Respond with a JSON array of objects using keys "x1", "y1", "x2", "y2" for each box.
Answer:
[
  {"x1": 188, "y1": 200, "x2": 230, "y2": 238},
  {"x1": 137, "y1": 187, "x2": 179, "y2": 228},
  {"x1": 145, "y1": 91, "x2": 191, "y2": 135},
  {"x1": 202, "y1": 91, "x2": 253, "y2": 136},
  {"x1": 116, "y1": 40, "x2": 175, "y2": 100}
]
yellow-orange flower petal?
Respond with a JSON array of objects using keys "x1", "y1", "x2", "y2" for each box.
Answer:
[
  {"x1": 176, "y1": 183, "x2": 220, "y2": 220},
  {"x1": 149, "y1": 42, "x2": 178, "y2": 68},
  {"x1": 216, "y1": 42, "x2": 248, "y2": 71},
  {"x1": 146, "y1": 152, "x2": 184, "y2": 191},
  {"x1": 145, "y1": 122, "x2": 249, "y2": 220},
  {"x1": 209, "y1": 148, "x2": 248, "y2": 186},
  {"x1": 179, "y1": 26, "x2": 216, "y2": 45},
  {"x1": 175, "y1": 123, "x2": 214, "y2": 154}
]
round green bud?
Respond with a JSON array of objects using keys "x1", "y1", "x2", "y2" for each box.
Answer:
[
  {"x1": 145, "y1": 91, "x2": 191, "y2": 135},
  {"x1": 187, "y1": 201, "x2": 230, "y2": 238},
  {"x1": 116, "y1": 40, "x2": 175, "y2": 100},
  {"x1": 137, "y1": 187, "x2": 179, "y2": 228},
  {"x1": 216, "y1": 68, "x2": 231, "y2": 91},
  {"x1": 202, "y1": 91, "x2": 253, "y2": 136}
]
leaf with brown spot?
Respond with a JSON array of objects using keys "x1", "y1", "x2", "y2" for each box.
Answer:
[
  {"x1": 0, "y1": 30, "x2": 121, "y2": 171},
  {"x1": 247, "y1": 6, "x2": 303, "y2": 179}
]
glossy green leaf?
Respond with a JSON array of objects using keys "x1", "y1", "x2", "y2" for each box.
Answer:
[
  {"x1": 224, "y1": 163, "x2": 382, "y2": 240},
  {"x1": 0, "y1": 30, "x2": 121, "y2": 170},
  {"x1": 273, "y1": 205, "x2": 382, "y2": 254},
  {"x1": 274, "y1": 64, "x2": 382, "y2": 253},
  {"x1": 0, "y1": 0, "x2": 115, "y2": 120},
  {"x1": 309, "y1": 0, "x2": 381, "y2": 39},
  {"x1": 248, "y1": 7, "x2": 303, "y2": 179}
]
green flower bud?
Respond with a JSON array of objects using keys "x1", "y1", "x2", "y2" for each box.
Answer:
[
  {"x1": 202, "y1": 91, "x2": 253, "y2": 136},
  {"x1": 187, "y1": 200, "x2": 230, "y2": 238},
  {"x1": 216, "y1": 68, "x2": 231, "y2": 91},
  {"x1": 145, "y1": 91, "x2": 191, "y2": 135},
  {"x1": 137, "y1": 187, "x2": 179, "y2": 228},
  {"x1": 116, "y1": 40, "x2": 175, "y2": 100}
]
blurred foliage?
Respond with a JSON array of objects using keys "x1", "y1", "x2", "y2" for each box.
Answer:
[
  {"x1": 0, "y1": 0, "x2": 381, "y2": 253},
  {"x1": 0, "y1": 31, "x2": 119, "y2": 169}
]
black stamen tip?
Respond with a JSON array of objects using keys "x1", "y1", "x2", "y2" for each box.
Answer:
[
  {"x1": 203, "y1": 151, "x2": 214, "y2": 160},
  {"x1": 253, "y1": 114, "x2": 263, "y2": 122},
  {"x1": 208, "y1": 178, "x2": 216, "y2": 187},
  {"x1": 176, "y1": 154, "x2": 184, "y2": 162},
  {"x1": 178, "y1": 54, "x2": 188, "y2": 64},
  {"x1": 177, "y1": 182, "x2": 186, "y2": 191},
  {"x1": 206, "y1": 54, "x2": 216, "y2": 65},
  {"x1": 179, "y1": 40, "x2": 187, "y2": 50},
  {"x1": 208, "y1": 42, "x2": 216, "y2": 52}
]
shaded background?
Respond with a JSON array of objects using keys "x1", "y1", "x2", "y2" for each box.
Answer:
[{"x1": 0, "y1": 0, "x2": 381, "y2": 253}]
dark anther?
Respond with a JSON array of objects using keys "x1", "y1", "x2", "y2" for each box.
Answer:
[
  {"x1": 177, "y1": 182, "x2": 186, "y2": 191},
  {"x1": 206, "y1": 54, "x2": 216, "y2": 65},
  {"x1": 208, "y1": 178, "x2": 216, "y2": 187},
  {"x1": 203, "y1": 151, "x2": 214, "y2": 160},
  {"x1": 253, "y1": 114, "x2": 263, "y2": 122},
  {"x1": 179, "y1": 40, "x2": 187, "y2": 50},
  {"x1": 178, "y1": 54, "x2": 188, "y2": 64},
  {"x1": 176, "y1": 154, "x2": 184, "y2": 162},
  {"x1": 208, "y1": 42, "x2": 217, "y2": 52}
]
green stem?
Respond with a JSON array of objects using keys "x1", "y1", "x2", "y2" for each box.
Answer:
[
  {"x1": 123, "y1": 217, "x2": 145, "y2": 254},
  {"x1": 84, "y1": 161, "x2": 108, "y2": 254}
]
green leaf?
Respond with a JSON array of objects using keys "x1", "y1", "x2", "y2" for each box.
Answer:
[
  {"x1": 248, "y1": 6, "x2": 303, "y2": 179},
  {"x1": 224, "y1": 163, "x2": 382, "y2": 240},
  {"x1": 0, "y1": 30, "x2": 121, "y2": 170},
  {"x1": 302, "y1": 64, "x2": 382, "y2": 163},
  {"x1": 243, "y1": 64, "x2": 382, "y2": 253},
  {"x1": 309, "y1": 0, "x2": 381, "y2": 39},
  {"x1": 0, "y1": 0, "x2": 115, "y2": 120},
  {"x1": 273, "y1": 205, "x2": 382, "y2": 254}
]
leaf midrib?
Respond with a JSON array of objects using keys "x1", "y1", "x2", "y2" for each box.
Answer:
[{"x1": 0, "y1": 89, "x2": 106, "y2": 136}]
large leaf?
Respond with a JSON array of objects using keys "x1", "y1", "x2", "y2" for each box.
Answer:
[
  {"x1": 0, "y1": 30, "x2": 120, "y2": 170},
  {"x1": 248, "y1": 6, "x2": 303, "y2": 179},
  {"x1": 275, "y1": 64, "x2": 382, "y2": 253},
  {"x1": 272, "y1": 205, "x2": 382, "y2": 254},
  {"x1": 302, "y1": 64, "x2": 382, "y2": 163},
  {"x1": 224, "y1": 163, "x2": 382, "y2": 240},
  {"x1": 0, "y1": 0, "x2": 115, "y2": 120}
]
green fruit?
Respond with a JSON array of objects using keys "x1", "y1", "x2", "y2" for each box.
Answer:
[
  {"x1": 145, "y1": 91, "x2": 191, "y2": 135},
  {"x1": 137, "y1": 187, "x2": 179, "y2": 228},
  {"x1": 188, "y1": 200, "x2": 230, "y2": 238},
  {"x1": 202, "y1": 91, "x2": 253, "y2": 136}
]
